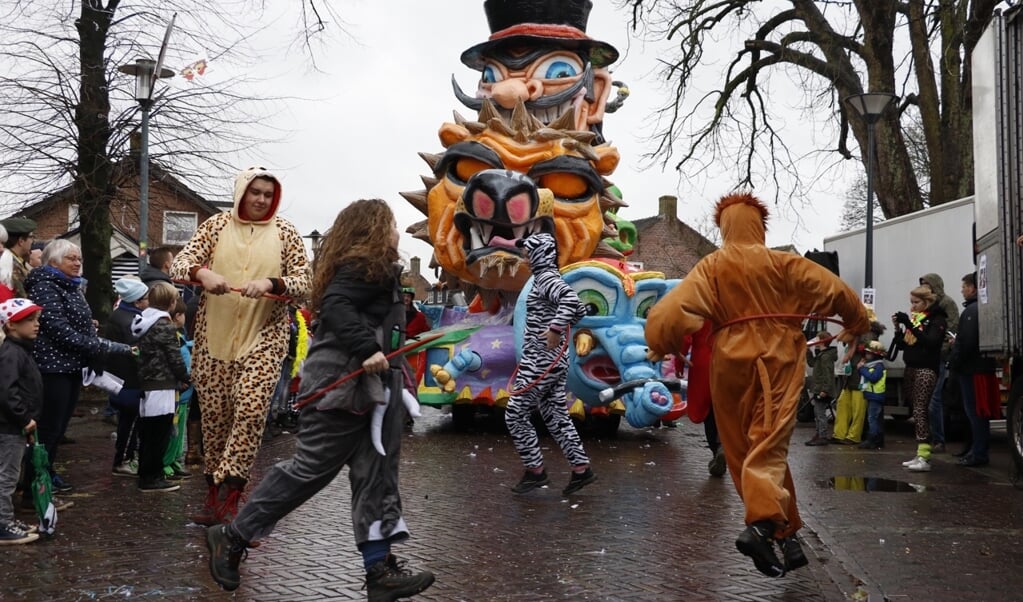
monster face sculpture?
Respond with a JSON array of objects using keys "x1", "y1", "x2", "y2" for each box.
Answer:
[{"x1": 403, "y1": 99, "x2": 622, "y2": 293}]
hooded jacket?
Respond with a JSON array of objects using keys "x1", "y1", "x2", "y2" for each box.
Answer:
[
  {"x1": 102, "y1": 302, "x2": 143, "y2": 388},
  {"x1": 920, "y1": 273, "x2": 959, "y2": 355},
  {"x1": 521, "y1": 233, "x2": 587, "y2": 352},
  {"x1": 169, "y1": 167, "x2": 311, "y2": 361},
  {"x1": 808, "y1": 345, "x2": 838, "y2": 399},
  {"x1": 132, "y1": 307, "x2": 189, "y2": 391},
  {"x1": 894, "y1": 300, "x2": 947, "y2": 370}
]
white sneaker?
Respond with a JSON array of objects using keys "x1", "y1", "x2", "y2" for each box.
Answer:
[
  {"x1": 112, "y1": 461, "x2": 138, "y2": 477},
  {"x1": 902, "y1": 456, "x2": 921, "y2": 467},
  {"x1": 906, "y1": 457, "x2": 931, "y2": 472}
]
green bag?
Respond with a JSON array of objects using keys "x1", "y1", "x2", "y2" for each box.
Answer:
[{"x1": 31, "y1": 443, "x2": 57, "y2": 535}]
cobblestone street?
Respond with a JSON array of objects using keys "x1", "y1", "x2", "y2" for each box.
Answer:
[{"x1": 2, "y1": 397, "x2": 1021, "y2": 601}]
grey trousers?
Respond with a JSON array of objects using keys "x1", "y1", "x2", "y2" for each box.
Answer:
[
  {"x1": 232, "y1": 383, "x2": 410, "y2": 546},
  {"x1": 0, "y1": 434, "x2": 26, "y2": 522}
]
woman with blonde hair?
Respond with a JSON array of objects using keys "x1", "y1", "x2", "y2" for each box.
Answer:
[{"x1": 892, "y1": 285, "x2": 948, "y2": 472}]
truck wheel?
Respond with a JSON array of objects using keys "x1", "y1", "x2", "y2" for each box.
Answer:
[
  {"x1": 1008, "y1": 378, "x2": 1023, "y2": 478},
  {"x1": 796, "y1": 390, "x2": 814, "y2": 423}
]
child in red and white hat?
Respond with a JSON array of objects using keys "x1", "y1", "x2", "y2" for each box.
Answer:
[{"x1": 0, "y1": 298, "x2": 43, "y2": 544}]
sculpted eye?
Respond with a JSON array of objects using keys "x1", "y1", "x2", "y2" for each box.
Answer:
[
  {"x1": 578, "y1": 289, "x2": 610, "y2": 316},
  {"x1": 536, "y1": 172, "x2": 593, "y2": 201},
  {"x1": 635, "y1": 292, "x2": 657, "y2": 320},
  {"x1": 482, "y1": 63, "x2": 503, "y2": 84},
  {"x1": 535, "y1": 55, "x2": 581, "y2": 80},
  {"x1": 452, "y1": 158, "x2": 491, "y2": 184}
]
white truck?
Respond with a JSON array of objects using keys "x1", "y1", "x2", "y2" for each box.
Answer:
[
  {"x1": 971, "y1": 6, "x2": 1023, "y2": 475},
  {"x1": 822, "y1": 196, "x2": 977, "y2": 422}
]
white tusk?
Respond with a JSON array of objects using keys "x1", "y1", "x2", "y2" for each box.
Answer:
[
  {"x1": 402, "y1": 388, "x2": 422, "y2": 417},
  {"x1": 371, "y1": 402, "x2": 387, "y2": 456}
]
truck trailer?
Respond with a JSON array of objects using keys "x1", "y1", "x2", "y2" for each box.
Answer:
[{"x1": 972, "y1": 6, "x2": 1023, "y2": 476}]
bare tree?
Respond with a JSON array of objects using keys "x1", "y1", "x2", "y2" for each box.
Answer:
[
  {"x1": 0, "y1": 0, "x2": 343, "y2": 321},
  {"x1": 619, "y1": 0, "x2": 998, "y2": 223}
]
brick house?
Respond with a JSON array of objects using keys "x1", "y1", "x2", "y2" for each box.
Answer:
[
  {"x1": 15, "y1": 159, "x2": 229, "y2": 279},
  {"x1": 628, "y1": 195, "x2": 718, "y2": 279}
]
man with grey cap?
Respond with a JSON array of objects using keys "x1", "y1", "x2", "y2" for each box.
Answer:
[{"x1": 0, "y1": 217, "x2": 37, "y2": 298}]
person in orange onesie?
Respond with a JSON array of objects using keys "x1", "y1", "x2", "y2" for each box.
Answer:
[{"x1": 645, "y1": 192, "x2": 869, "y2": 578}]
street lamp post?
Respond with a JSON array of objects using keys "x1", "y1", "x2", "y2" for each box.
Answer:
[
  {"x1": 119, "y1": 58, "x2": 174, "y2": 276},
  {"x1": 844, "y1": 92, "x2": 898, "y2": 291},
  {"x1": 304, "y1": 229, "x2": 322, "y2": 257}
]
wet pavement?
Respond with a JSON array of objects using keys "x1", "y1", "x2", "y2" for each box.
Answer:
[{"x1": 2, "y1": 395, "x2": 1022, "y2": 601}]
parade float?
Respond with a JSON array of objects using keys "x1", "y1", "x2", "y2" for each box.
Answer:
[{"x1": 402, "y1": 0, "x2": 685, "y2": 433}]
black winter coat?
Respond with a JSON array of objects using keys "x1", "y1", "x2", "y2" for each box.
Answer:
[
  {"x1": 25, "y1": 266, "x2": 101, "y2": 374},
  {"x1": 894, "y1": 302, "x2": 947, "y2": 371},
  {"x1": 0, "y1": 336, "x2": 43, "y2": 435},
  {"x1": 948, "y1": 298, "x2": 997, "y2": 374},
  {"x1": 103, "y1": 303, "x2": 143, "y2": 388}
]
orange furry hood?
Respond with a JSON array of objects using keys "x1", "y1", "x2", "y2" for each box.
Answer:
[{"x1": 714, "y1": 192, "x2": 768, "y2": 246}]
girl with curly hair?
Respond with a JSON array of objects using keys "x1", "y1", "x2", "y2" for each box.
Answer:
[{"x1": 205, "y1": 199, "x2": 435, "y2": 599}]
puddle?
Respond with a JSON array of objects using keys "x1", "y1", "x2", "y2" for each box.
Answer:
[{"x1": 817, "y1": 477, "x2": 930, "y2": 492}]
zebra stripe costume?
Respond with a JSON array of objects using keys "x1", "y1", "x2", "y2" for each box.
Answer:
[{"x1": 506, "y1": 233, "x2": 590, "y2": 470}]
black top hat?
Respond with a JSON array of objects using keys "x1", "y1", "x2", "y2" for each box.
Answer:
[{"x1": 461, "y1": 0, "x2": 619, "y2": 70}]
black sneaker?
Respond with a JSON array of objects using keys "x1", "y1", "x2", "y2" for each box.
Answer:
[
  {"x1": 778, "y1": 536, "x2": 808, "y2": 571},
  {"x1": 511, "y1": 470, "x2": 549, "y2": 494},
  {"x1": 708, "y1": 448, "x2": 727, "y2": 477},
  {"x1": 206, "y1": 525, "x2": 248, "y2": 591},
  {"x1": 562, "y1": 468, "x2": 597, "y2": 495},
  {"x1": 0, "y1": 520, "x2": 39, "y2": 545},
  {"x1": 735, "y1": 521, "x2": 785, "y2": 578},
  {"x1": 365, "y1": 554, "x2": 435, "y2": 602},
  {"x1": 139, "y1": 478, "x2": 181, "y2": 493},
  {"x1": 51, "y1": 474, "x2": 72, "y2": 493}
]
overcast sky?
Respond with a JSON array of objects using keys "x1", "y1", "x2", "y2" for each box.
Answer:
[{"x1": 179, "y1": 1, "x2": 858, "y2": 275}]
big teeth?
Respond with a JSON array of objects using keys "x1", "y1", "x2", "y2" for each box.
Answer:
[
  {"x1": 480, "y1": 223, "x2": 493, "y2": 243},
  {"x1": 470, "y1": 227, "x2": 485, "y2": 250}
]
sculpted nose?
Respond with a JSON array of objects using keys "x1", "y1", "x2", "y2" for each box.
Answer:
[{"x1": 490, "y1": 79, "x2": 543, "y2": 108}]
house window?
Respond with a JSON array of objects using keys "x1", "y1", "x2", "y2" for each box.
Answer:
[{"x1": 163, "y1": 211, "x2": 197, "y2": 244}]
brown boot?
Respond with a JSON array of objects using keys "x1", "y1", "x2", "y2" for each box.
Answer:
[
  {"x1": 185, "y1": 422, "x2": 202, "y2": 467},
  {"x1": 191, "y1": 475, "x2": 220, "y2": 526},
  {"x1": 218, "y1": 476, "x2": 247, "y2": 524}
]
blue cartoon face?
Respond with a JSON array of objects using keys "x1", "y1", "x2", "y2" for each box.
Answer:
[{"x1": 563, "y1": 264, "x2": 677, "y2": 408}]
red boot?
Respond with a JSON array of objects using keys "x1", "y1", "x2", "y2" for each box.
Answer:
[
  {"x1": 217, "y1": 476, "x2": 247, "y2": 524},
  {"x1": 191, "y1": 475, "x2": 220, "y2": 526}
]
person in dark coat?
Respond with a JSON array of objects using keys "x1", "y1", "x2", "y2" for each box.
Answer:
[
  {"x1": 948, "y1": 272, "x2": 998, "y2": 466},
  {"x1": 204, "y1": 199, "x2": 434, "y2": 599},
  {"x1": 0, "y1": 298, "x2": 44, "y2": 544},
  {"x1": 24, "y1": 240, "x2": 133, "y2": 492},
  {"x1": 104, "y1": 277, "x2": 150, "y2": 477}
]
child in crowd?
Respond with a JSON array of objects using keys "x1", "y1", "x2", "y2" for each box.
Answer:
[
  {"x1": 857, "y1": 340, "x2": 888, "y2": 450},
  {"x1": 131, "y1": 282, "x2": 190, "y2": 493},
  {"x1": 0, "y1": 298, "x2": 44, "y2": 544},
  {"x1": 805, "y1": 331, "x2": 838, "y2": 446},
  {"x1": 105, "y1": 277, "x2": 149, "y2": 478},
  {"x1": 163, "y1": 298, "x2": 193, "y2": 481}
]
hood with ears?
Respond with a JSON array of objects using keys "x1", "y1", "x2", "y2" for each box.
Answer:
[
  {"x1": 233, "y1": 166, "x2": 281, "y2": 225},
  {"x1": 714, "y1": 192, "x2": 768, "y2": 247},
  {"x1": 521, "y1": 232, "x2": 559, "y2": 272}
]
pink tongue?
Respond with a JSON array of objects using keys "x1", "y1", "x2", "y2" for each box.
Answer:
[{"x1": 490, "y1": 236, "x2": 518, "y2": 249}]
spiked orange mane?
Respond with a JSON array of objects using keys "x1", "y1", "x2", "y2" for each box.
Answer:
[{"x1": 713, "y1": 191, "x2": 769, "y2": 229}]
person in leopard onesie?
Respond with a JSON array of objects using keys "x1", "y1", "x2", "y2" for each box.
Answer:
[
  {"x1": 505, "y1": 232, "x2": 597, "y2": 497},
  {"x1": 170, "y1": 167, "x2": 311, "y2": 525}
]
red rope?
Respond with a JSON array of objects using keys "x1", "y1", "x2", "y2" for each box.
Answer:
[
  {"x1": 172, "y1": 279, "x2": 293, "y2": 303},
  {"x1": 712, "y1": 313, "x2": 850, "y2": 346},
  {"x1": 506, "y1": 326, "x2": 570, "y2": 396}
]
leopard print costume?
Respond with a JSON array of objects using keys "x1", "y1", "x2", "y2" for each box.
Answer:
[{"x1": 172, "y1": 208, "x2": 310, "y2": 485}]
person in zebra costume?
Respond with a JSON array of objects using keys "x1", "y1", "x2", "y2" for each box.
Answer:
[{"x1": 506, "y1": 233, "x2": 597, "y2": 496}]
